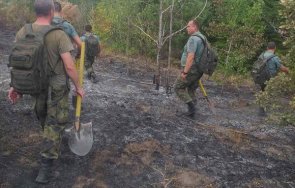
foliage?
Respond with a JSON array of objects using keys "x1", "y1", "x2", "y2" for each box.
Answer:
[
  {"x1": 204, "y1": 0, "x2": 266, "y2": 75},
  {"x1": 256, "y1": 0, "x2": 295, "y2": 126},
  {"x1": 67, "y1": 0, "x2": 98, "y2": 32},
  {"x1": 90, "y1": 0, "x2": 209, "y2": 57},
  {"x1": 0, "y1": 0, "x2": 34, "y2": 28}
]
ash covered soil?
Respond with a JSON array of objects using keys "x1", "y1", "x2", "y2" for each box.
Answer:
[{"x1": 0, "y1": 28, "x2": 294, "y2": 188}]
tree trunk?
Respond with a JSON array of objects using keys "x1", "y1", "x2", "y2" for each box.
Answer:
[{"x1": 155, "y1": 0, "x2": 163, "y2": 90}]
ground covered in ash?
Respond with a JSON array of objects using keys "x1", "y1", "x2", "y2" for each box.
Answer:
[{"x1": 0, "y1": 28, "x2": 294, "y2": 188}]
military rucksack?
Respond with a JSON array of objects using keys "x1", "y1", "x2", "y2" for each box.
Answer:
[
  {"x1": 8, "y1": 24, "x2": 61, "y2": 95},
  {"x1": 194, "y1": 34, "x2": 218, "y2": 76},
  {"x1": 251, "y1": 54, "x2": 276, "y2": 85},
  {"x1": 84, "y1": 34, "x2": 100, "y2": 57}
]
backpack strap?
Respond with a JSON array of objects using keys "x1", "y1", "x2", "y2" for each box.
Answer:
[
  {"x1": 40, "y1": 26, "x2": 63, "y2": 73},
  {"x1": 192, "y1": 34, "x2": 208, "y2": 48},
  {"x1": 24, "y1": 24, "x2": 33, "y2": 33},
  {"x1": 191, "y1": 34, "x2": 208, "y2": 60}
]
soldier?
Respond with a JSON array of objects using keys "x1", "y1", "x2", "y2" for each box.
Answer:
[
  {"x1": 52, "y1": 1, "x2": 82, "y2": 49},
  {"x1": 81, "y1": 24, "x2": 101, "y2": 83},
  {"x1": 8, "y1": 0, "x2": 85, "y2": 184},
  {"x1": 256, "y1": 42, "x2": 289, "y2": 116},
  {"x1": 174, "y1": 20, "x2": 205, "y2": 118}
]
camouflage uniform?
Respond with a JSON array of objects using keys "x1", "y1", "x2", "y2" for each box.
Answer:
[
  {"x1": 34, "y1": 84, "x2": 69, "y2": 159},
  {"x1": 16, "y1": 24, "x2": 73, "y2": 160},
  {"x1": 175, "y1": 31, "x2": 205, "y2": 103},
  {"x1": 84, "y1": 55, "x2": 96, "y2": 78},
  {"x1": 81, "y1": 33, "x2": 100, "y2": 79},
  {"x1": 175, "y1": 68, "x2": 203, "y2": 103}
]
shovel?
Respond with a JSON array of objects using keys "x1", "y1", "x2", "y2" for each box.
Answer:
[
  {"x1": 198, "y1": 80, "x2": 216, "y2": 115},
  {"x1": 68, "y1": 41, "x2": 93, "y2": 156}
]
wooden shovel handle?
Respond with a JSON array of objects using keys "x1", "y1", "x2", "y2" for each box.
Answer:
[
  {"x1": 198, "y1": 80, "x2": 207, "y2": 97},
  {"x1": 75, "y1": 41, "x2": 85, "y2": 129}
]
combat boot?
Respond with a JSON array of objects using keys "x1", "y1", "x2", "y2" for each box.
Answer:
[
  {"x1": 90, "y1": 73, "x2": 98, "y2": 83},
  {"x1": 258, "y1": 107, "x2": 266, "y2": 117},
  {"x1": 35, "y1": 157, "x2": 54, "y2": 184},
  {"x1": 186, "y1": 101, "x2": 196, "y2": 117},
  {"x1": 86, "y1": 72, "x2": 92, "y2": 80}
]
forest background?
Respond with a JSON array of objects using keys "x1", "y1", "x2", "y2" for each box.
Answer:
[{"x1": 0, "y1": 0, "x2": 294, "y2": 125}]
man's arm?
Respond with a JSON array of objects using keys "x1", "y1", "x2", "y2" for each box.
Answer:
[
  {"x1": 72, "y1": 35, "x2": 82, "y2": 49},
  {"x1": 181, "y1": 37, "x2": 198, "y2": 80},
  {"x1": 182, "y1": 52, "x2": 195, "y2": 78},
  {"x1": 280, "y1": 65, "x2": 289, "y2": 74},
  {"x1": 60, "y1": 52, "x2": 85, "y2": 97}
]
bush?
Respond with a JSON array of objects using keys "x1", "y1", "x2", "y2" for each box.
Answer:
[
  {"x1": 0, "y1": 0, "x2": 34, "y2": 28},
  {"x1": 256, "y1": 0, "x2": 295, "y2": 126}
]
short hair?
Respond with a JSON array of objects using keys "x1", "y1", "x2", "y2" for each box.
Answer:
[
  {"x1": 191, "y1": 20, "x2": 199, "y2": 29},
  {"x1": 85, "y1": 24, "x2": 92, "y2": 32},
  {"x1": 34, "y1": 0, "x2": 54, "y2": 16},
  {"x1": 267, "y1": 41, "x2": 276, "y2": 50},
  {"x1": 53, "y1": 1, "x2": 62, "y2": 12}
]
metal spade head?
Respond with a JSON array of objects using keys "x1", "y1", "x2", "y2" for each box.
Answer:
[{"x1": 68, "y1": 122, "x2": 93, "y2": 156}]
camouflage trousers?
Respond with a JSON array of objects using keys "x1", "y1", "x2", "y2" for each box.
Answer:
[
  {"x1": 174, "y1": 69, "x2": 203, "y2": 104},
  {"x1": 34, "y1": 86, "x2": 70, "y2": 159},
  {"x1": 85, "y1": 56, "x2": 96, "y2": 77}
]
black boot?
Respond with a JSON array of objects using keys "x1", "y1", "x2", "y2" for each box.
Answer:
[
  {"x1": 87, "y1": 72, "x2": 92, "y2": 80},
  {"x1": 186, "y1": 101, "x2": 196, "y2": 117},
  {"x1": 90, "y1": 73, "x2": 98, "y2": 83},
  {"x1": 258, "y1": 107, "x2": 266, "y2": 117},
  {"x1": 35, "y1": 157, "x2": 53, "y2": 184}
]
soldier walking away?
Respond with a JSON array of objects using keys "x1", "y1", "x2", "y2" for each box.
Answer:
[
  {"x1": 8, "y1": 0, "x2": 85, "y2": 184},
  {"x1": 174, "y1": 20, "x2": 205, "y2": 118},
  {"x1": 81, "y1": 24, "x2": 101, "y2": 83},
  {"x1": 52, "y1": 1, "x2": 83, "y2": 108},
  {"x1": 253, "y1": 41, "x2": 289, "y2": 116},
  {"x1": 52, "y1": 1, "x2": 82, "y2": 50}
]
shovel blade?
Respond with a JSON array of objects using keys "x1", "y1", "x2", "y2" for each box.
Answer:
[{"x1": 68, "y1": 122, "x2": 93, "y2": 156}]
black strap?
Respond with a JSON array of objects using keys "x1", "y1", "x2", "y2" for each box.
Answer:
[
  {"x1": 192, "y1": 34, "x2": 207, "y2": 47},
  {"x1": 191, "y1": 34, "x2": 207, "y2": 59}
]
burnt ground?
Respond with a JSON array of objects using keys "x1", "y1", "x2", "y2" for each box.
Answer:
[{"x1": 0, "y1": 28, "x2": 294, "y2": 188}]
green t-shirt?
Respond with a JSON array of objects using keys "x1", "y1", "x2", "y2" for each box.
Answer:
[
  {"x1": 259, "y1": 50, "x2": 281, "y2": 77},
  {"x1": 181, "y1": 31, "x2": 205, "y2": 67}
]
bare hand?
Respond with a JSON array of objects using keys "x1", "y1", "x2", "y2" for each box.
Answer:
[
  {"x1": 181, "y1": 72, "x2": 187, "y2": 81},
  {"x1": 76, "y1": 87, "x2": 85, "y2": 98},
  {"x1": 8, "y1": 87, "x2": 22, "y2": 104}
]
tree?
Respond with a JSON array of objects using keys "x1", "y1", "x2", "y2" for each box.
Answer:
[{"x1": 205, "y1": 0, "x2": 266, "y2": 74}]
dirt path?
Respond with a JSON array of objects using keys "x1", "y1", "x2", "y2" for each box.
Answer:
[{"x1": 0, "y1": 28, "x2": 294, "y2": 188}]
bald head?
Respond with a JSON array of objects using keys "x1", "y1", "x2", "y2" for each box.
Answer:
[{"x1": 34, "y1": 0, "x2": 54, "y2": 17}]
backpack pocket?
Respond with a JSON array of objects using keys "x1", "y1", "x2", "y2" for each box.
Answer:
[
  {"x1": 8, "y1": 55, "x2": 33, "y2": 69},
  {"x1": 11, "y1": 69, "x2": 40, "y2": 94}
]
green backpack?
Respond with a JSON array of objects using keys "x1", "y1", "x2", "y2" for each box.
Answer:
[
  {"x1": 251, "y1": 54, "x2": 276, "y2": 85},
  {"x1": 193, "y1": 34, "x2": 219, "y2": 76},
  {"x1": 8, "y1": 24, "x2": 61, "y2": 95},
  {"x1": 85, "y1": 34, "x2": 100, "y2": 58}
]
